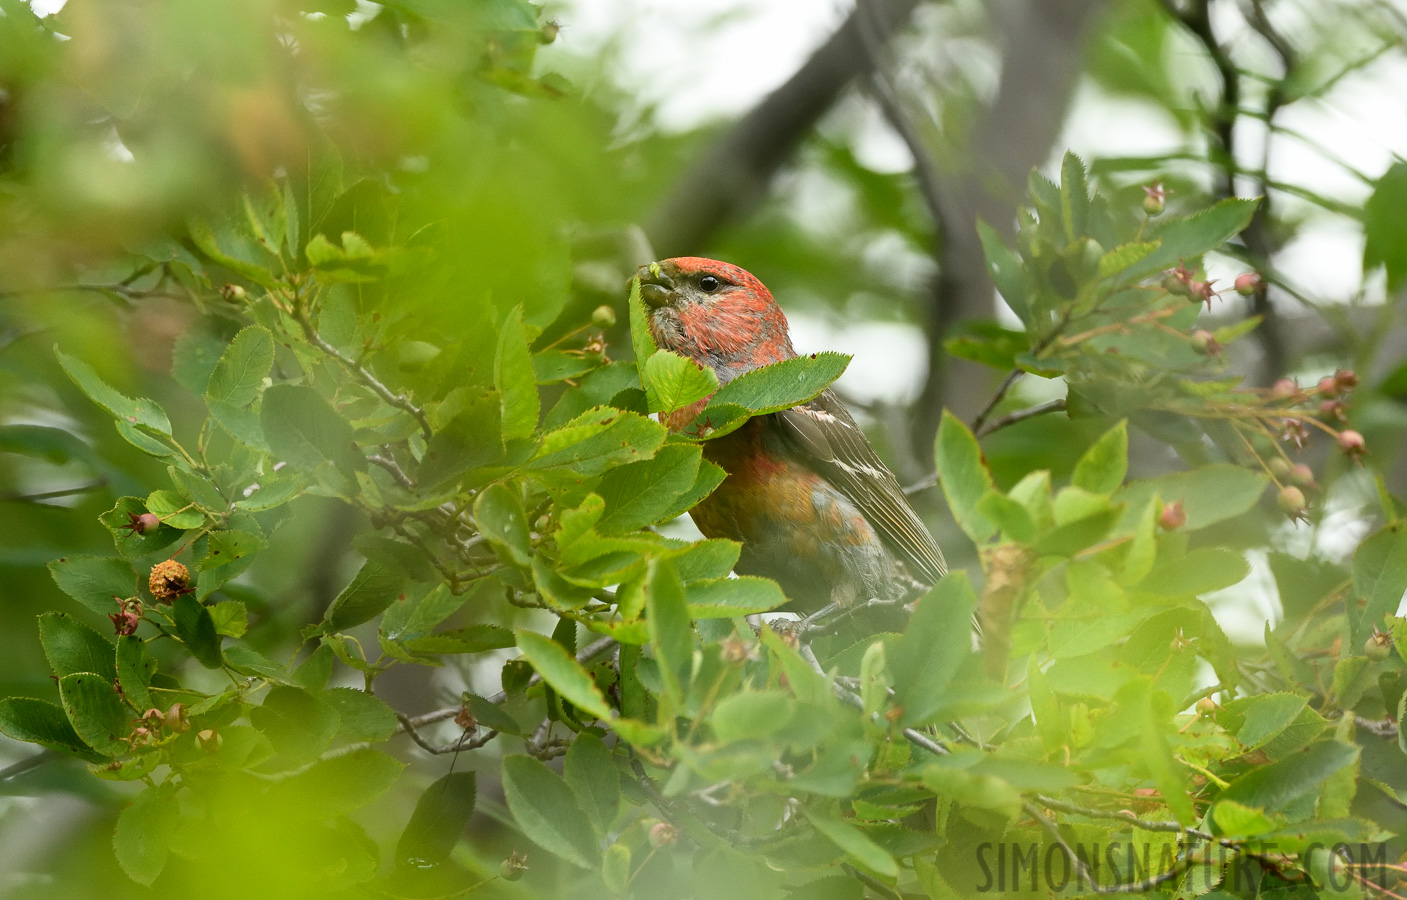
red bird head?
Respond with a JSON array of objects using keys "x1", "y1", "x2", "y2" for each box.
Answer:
[{"x1": 636, "y1": 257, "x2": 795, "y2": 383}]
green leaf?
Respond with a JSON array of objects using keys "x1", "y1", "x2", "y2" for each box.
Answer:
[
  {"x1": 1138, "y1": 547, "x2": 1249, "y2": 596},
  {"x1": 172, "y1": 594, "x2": 223, "y2": 669},
  {"x1": 206, "y1": 326, "x2": 275, "y2": 407},
  {"x1": 711, "y1": 690, "x2": 796, "y2": 743},
  {"x1": 322, "y1": 560, "x2": 406, "y2": 633},
  {"x1": 261, "y1": 383, "x2": 365, "y2": 475},
  {"x1": 1134, "y1": 198, "x2": 1260, "y2": 280},
  {"x1": 1364, "y1": 161, "x2": 1407, "y2": 291},
  {"x1": 685, "y1": 576, "x2": 787, "y2": 618},
  {"x1": 473, "y1": 483, "x2": 532, "y2": 568},
  {"x1": 326, "y1": 687, "x2": 398, "y2": 743},
  {"x1": 529, "y1": 406, "x2": 666, "y2": 476},
  {"x1": 115, "y1": 636, "x2": 157, "y2": 711},
  {"x1": 58, "y1": 672, "x2": 130, "y2": 756},
  {"x1": 889, "y1": 574, "x2": 978, "y2": 727},
  {"x1": 1060, "y1": 151, "x2": 1090, "y2": 240},
  {"x1": 48, "y1": 556, "x2": 137, "y2": 616},
  {"x1": 403, "y1": 625, "x2": 517, "y2": 655},
  {"x1": 645, "y1": 559, "x2": 693, "y2": 707},
  {"x1": 1219, "y1": 740, "x2": 1359, "y2": 813},
  {"x1": 380, "y1": 583, "x2": 470, "y2": 643},
  {"x1": 642, "y1": 350, "x2": 718, "y2": 414},
  {"x1": 113, "y1": 783, "x2": 180, "y2": 886},
  {"x1": 1231, "y1": 693, "x2": 1309, "y2": 751},
  {"x1": 285, "y1": 747, "x2": 405, "y2": 814},
  {"x1": 0, "y1": 697, "x2": 99, "y2": 759},
  {"x1": 935, "y1": 412, "x2": 996, "y2": 543},
  {"x1": 501, "y1": 754, "x2": 600, "y2": 869},
  {"x1": 144, "y1": 490, "x2": 205, "y2": 530},
  {"x1": 708, "y1": 352, "x2": 850, "y2": 415},
  {"x1": 39, "y1": 612, "x2": 117, "y2": 682},
  {"x1": 1098, "y1": 241, "x2": 1160, "y2": 280},
  {"x1": 808, "y1": 811, "x2": 899, "y2": 879},
  {"x1": 1071, "y1": 420, "x2": 1128, "y2": 494},
  {"x1": 516, "y1": 630, "x2": 613, "y2": 721},
  {"x1": 1114, "y1": 464, "x2": 1268, "y2": 532},
  {"x1": 1350, "y1": 526, "x2": 1407, "y2": 650},
  {"x1": 564, "y1": 733, "x2": 619, "y2": 835},
  {"x1": 395, "y1": 772, "x2": 477, "y2": 867},
  {"x1": 496, "y1": 305, "x2": 540, "y2": 442},
  {"x1": 627, "y1": 276, "x2": 656, "y2": 369},
  {"x1": 198, "y1": 529, "x2": 267, "y2": 570},
  {"x1": 596, "y1": 444, "x2": 703, "y2": 534},
  {"x1": 977, "y1": 221, "x2": 1031, "y2": 324},
  {"x1": 249, "y1": 686, "x2": 340, "y2": 769},
  {"x1": 55, "y1": 348, "x2": 171, "y2": 435}
]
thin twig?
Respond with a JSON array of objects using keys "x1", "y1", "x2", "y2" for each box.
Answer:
[
  {"x1": 292, "y1": 307, "x2": 433, "y2": 440},
  {"x1": 0, "y1": 479, "x2": 107, "y2": 503},
  {"x1": 799, "y1": 644, "x2": 948, "y2": 756},
  {"x1": 970, "y1": 370, "x2": 1025, "y2": 435},
  {"x1": 975, "y1": 398, "x2": 1067, "y2": 438},
  {"x1": 395, "y1": 712, "x2": 498, "y2": 755},
  {"x1": 1025, "y1": 801, "x2": 1195, "y2": 893},
  {"x1": 367, "y1": 452, "x2": 414, "y2": 488}
]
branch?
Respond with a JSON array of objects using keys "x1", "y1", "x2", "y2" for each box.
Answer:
[
  {"x1": 292, "y1": 304, "x2": 433, "y2": 441},
  {"x1": 395, "y1": 712, "x2": 499, "y2": 755},
  {"x1": 798, "y1": 644, "x2": 948, "y2": 756},
  {"x1": 0, "y1": 479, "x2": 107, "y2": 503},
  {"x1": 975, "y1": 398, "x2": 1066, "y2": 438},
  {"x1": 643, "y1": 0, "x2": 925, "y2": 257},
  {"x1": 1025, "y1": 801, "x2": 1195, "y2": 894}
]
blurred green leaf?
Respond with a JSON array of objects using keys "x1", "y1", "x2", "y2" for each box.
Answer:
[
  {"x1": 564, "y1": 733, "x2": 619, "y2": 835},
  {"x1": 501, "y1": 754, "x2": 599, "y2": 869},
  {"x1": 322, "y1": 560, "x2": 405, "y2": 633},
  {"x1": 685, "y1": 576, "x2": 787, "y2": 617},
  {"x1": 474, "y1": 483, "x2": 533, "y2": 568},
  {"x1": 889, "y1": 574, "x2": 978, "y2": 727},
  {"x1": 711, "y1": 690, "x2": 796, "y2": 743},
  {"x1": 1219, "y1": 740, "x2": 1359, "y2": 812},
  {"x1": 206, "y1": 325, "x2": 275, "y2": 407},
  {"x1": 936, "y1": 412, "x2": 996, "y2": 543},
  {"x1": 56, "y1": 349, "x2": 171, "y2": 436},
  {"x1": 1364, "y1": 161, "x2": 1407, "y2": 291},
  {"x1": 1350, "y1": 526, "x2": 1407, "y2": 649},
  {"x1": 645, "y1": 559, "x2": 692, "y2": 707},
  {"x1": 396, "y1": 772, "x2": 477, "y2": 868},
  {"x1": 1071, "y1": 419, "x2": 1128, "y2": 494},
  {"x1": 261, "y1": 383, "x2": 365, "y2": 475},
  {"x1": 113, "y1": 783, "x2": 179, "y2": 886},
  {"x1": 808, "y1": 811, "x2": 898, "y2": 878},
  {"x1": 496, "y1": 305, "x2": 540, "y2": 442}
]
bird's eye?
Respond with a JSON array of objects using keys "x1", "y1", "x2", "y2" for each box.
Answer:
[{"x1": 699, "y1": 275, "x2": 720, "y2": 293}]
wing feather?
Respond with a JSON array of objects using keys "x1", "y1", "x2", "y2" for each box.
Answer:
[{"x1": 776, "y1": 390, "x2": 946, "y2": 585}]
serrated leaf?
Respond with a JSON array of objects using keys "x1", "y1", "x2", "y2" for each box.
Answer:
[
  {"x1": 1350, "y1": 527, "x2": 1407, "y2": 652},
  {"x1": 144, "y1": 490, "x2": 205, "y2": 530},
  {"x1": 172, "y1": 594, "x2": 223, "y2": 669},
  {"x1": 39, "y1": 612, "x2": 117, "y2": 682},
  {"x1": 889, "y1": 574, "x2": 977, "y2": 727},
  {"x1": 1364, "y1": 161, "x2": 1407, "y2": 291},
  {"x1": 529, "y1": 406, "x2": 666, "y2": 475},
  {"x1": 685, "y1": 576, "x2": 787, "y2": 617},
  {"x1": 48, "y1": 556, "x2": 137, "y2": 615},
  {"x1": 56, "y1": 348, "x2": 171, "y2": 435},
  {"x1": 113, "y1": 784, "x2": 179, "y2": 886},
  {"x1": 596, "y1": 444, "x2": 705, "y2": 534},
  {"x1": 1133, "y1": 198, "x2": 1261, "y2": 280},
  {"x1": 642, "y1": 350, "x2": 718, "y2": 414},
  {"x1": 322, "y1": 560, "x2": 405, "y2": 633},
  {"x1": 1071, "y1": 420, "x2": 1128, "y2": 494},
  {"x1": 474, "y1": 483, "x2": 532, "y2": 567},
  {"x1": 199, "y1": 529, "x2": 267, "y2": 570},
  {"x1": 711, "y1": 690, "x2": 796, "y2": 743},
  {"x1": 978, "y1": 220, "x2": 1031, "y2": 324},
  {"x1": 564, "y1": 733, "x2": 619, "y2": 835},
  {"x1": 206, "y1": 326, "x2": 275, "y2": 407},
  {"x1": 0, "y1": 697, "x2": 99, "y2": 759},
  {"x1": 1219, "y1": 740, "x2": 1358, "y2": 812},
  {"x1": 516, "y1": 631, "x2": 613, "y2": 721},
  {"x1": 501, "y1": 754, "x2": 599, "y2": 869},
  {"x1": 627, "y1": 276, "x2": 656, "y2": 369},
  {"x1": 1099, "y1": 241, "x2": 1160, "y2": 279},
  {"x1": 261, "y1": 383, "x2": 365, "y2": 475},
  {"x1": 396, "y1": 772, "x2": 477, "y2": 867},
  {"x1": 935, "y1": 412, "x2": 996, "y2": 543},
  {"x1": 808, "y1": 812, "x2": 899, "y2": 878},
  {"x1": 645, "y1": 559, "x2": 692, "y2": 707},
  {"x1": 708, "y1": 352, "x2": 850, "y2": 415},
  {"x1": 402, "y1": 625, "x2": 516, "y2": 655},
  {"x1": 496, "y1": 305, "x2": 540, "y2": 441},
  {"x1": 249, "y1": 685, "x2": 340, "y2": 769},
  {"x1": 326, "y1": 687, "x2": 398, "y2": 743},
  {"x1": 58, "y1": 672, "x2": 130, "y2": 756}
]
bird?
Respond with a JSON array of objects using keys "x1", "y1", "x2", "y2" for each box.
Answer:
[{"x1": 635, "y1": 256, "x2": 946, "y2": 613}]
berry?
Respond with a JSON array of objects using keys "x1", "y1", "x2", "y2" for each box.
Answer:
[
  {"x1": 1158, "y1": 500, "x2": 1186, "y2": 531},
  {"x1": 197, "y1": 728, "x2": 222, "y2": 752},
  {"x1": 648, "y1": 821, "x2": 679, "y2": 848},
  {"x1": 219, "y1": 284, "x2": 247, "y2": 303},
  {"x1": 1270, "y1": 378, "x2": 1300, "y2": 400},
  {"x1": 1142, "y1": 182, "x2": 1167, "y2": 216},
  {"x1": 1337, "y1": 430, "x2": 1367, "y2": 461},
  {"x1": 1365, "y1": 628, "x2": 1393, "y2": 662},
  {"x1": 121, "y1": 512, "x2": 162, "y2": 537},
  {"x1": 539, "y1": 19, "x2": 560, "y2": 44},
  {"x1": 163, "y1": 703, "x2": 190, "y2": 733},
  {"x1": 1195, "y1": 697, "x2": 1217, "y2": 715},
  {"x1": 1267, "y1": 458, "x2": 1293, "y2": 481},
  {"x1": 1234, "y1": 272, "x2": 1260, "y2": 296},
  {"x1": 1290, "y1": 463, "x2": 1318, "y2": 491},
  {"x1": 591, "y1": 305, "x2": 616, "y2": 328},
  {"x1": 1189, "y1": 281, "x2": 1219, "y2": 310},
  {"x1": 1190, "y1": 330, "x2": 1219, "y2": 356},
  {"x1": 1277, "y1": 485, "x2": 1308, "y2": 520},
  {"x1": 1320, "y1": 399, "x2": 1347, "y2": 422},
  {"x1": 148, "y1": 560, "x2": 192, "y2": 604},
  {"x1": 1334, "y1": 369, "x2": 1359, "y2": 391},
  {"x1": 1317, "y1": 375, "x2": 1339, "y2": 396},
  {"x1": 499, "y1": 852, "x2": 529, "y2": 881},
  {"x1": 109, "y1": 597, "x2": 142, "y2": 636}
]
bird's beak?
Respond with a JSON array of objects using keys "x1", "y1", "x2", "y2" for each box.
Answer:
[{"x1": 636, "y1": 265, "x2": 675, "y2": 309}]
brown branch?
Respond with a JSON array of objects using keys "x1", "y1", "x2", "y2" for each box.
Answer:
[
  {"x1": 975, "y1": 398, "x2": 1066, "y2": 438},
  {"x1": 643, "y1": 0, "x2": 925, "y2": 257}
]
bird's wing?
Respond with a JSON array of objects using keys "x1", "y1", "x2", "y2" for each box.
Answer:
[{"x1": 775, "y1": 389, "x2": 947, "y2": 585}]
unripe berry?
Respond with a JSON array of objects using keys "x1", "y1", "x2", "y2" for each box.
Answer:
[
  {"x1": 197, "y1": 728, "x2": 222, "y2": 752},
  {"x1": 1337, "y1": 430, "x2": 1366, "y2": 461},
  {"x1": 591, "y1": 305, "x2": 616, "y2": 328},
  {"x1": 1318, "y1": 375, "x2": 1339, "y2": 396},
  {"x1": 1270, "y1": 378, "x2": 1300, "y2": 400},
  {"x1": 1267, "y1": 458, "x2": 1293, "y2": 481},
  {"x1": 219, "y1": 283, "x2": 247, "y2": 303},
  {"x1": 1191, "y1": 330, "x2": 1219, "y2": 356},
  {"x1": 163, "y1": 702, "x2": 190, "y2": 733},
  {"x1": 1290, "y1": 463, "x2": 1318, "y2": 491},
  {"x1": 500, "y1": 851, "x2": 529, "y2": 881},
  {"x1": 648, "y1": 821, "x2": 679, "y2": 848},
  {"x1": 1195, "y1": 697, "x2": 1217, "y2": 715},
  {"x1": 122, "y1": 511, "x2": 162, "y2": 537},
  {"x1": 1334, "y1": 369, "x2": 1359, "y2": 391},
  {"x1": 1277, "y1": 485, "x2": 1307, "y2": 519},
  {"x1": 539, "y1": 19, "x2": 560, "y2": 44},
  {"x1": 1234, "y1": 272, "x2": 1260, "y2": 296},
  {"x1": 1158, "y1": 500, "x2": 1186, "y2": 531},
  {"x1": 1365, "y1": 628, "x2": 1393, "y2": 662},
  {"x1": 1142, "y1": 182, "x2": 1166, "y2": 216},
  {"x1": 148, "y1": 560, "x2": 191, "y2": 604}
]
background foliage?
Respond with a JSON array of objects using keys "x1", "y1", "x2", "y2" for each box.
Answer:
[{"x1": 3, "y1": 0, "x2": 1407, "y2": 899}]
